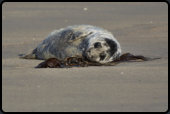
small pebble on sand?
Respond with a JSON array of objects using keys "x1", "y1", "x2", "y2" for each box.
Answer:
[
  {"x1": 120, "y1": 72, "x2": 124, "y2": 75},
  {"x1": 83, "y1": 7, "x2": 88, "y2": 11}
]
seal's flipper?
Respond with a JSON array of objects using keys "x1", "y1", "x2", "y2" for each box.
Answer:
[
  {"x1": 19, "y1": 53, "x2": 36, "y2": 59},
  {"x1": 19, "y1": 48, "x2": 37, "y2": 59}
]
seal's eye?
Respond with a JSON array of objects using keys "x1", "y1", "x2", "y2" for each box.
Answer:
[
  {"x1": 94, "y1": 42, "x2": 102, "y2": 48},
  {"x1": 99, "y1": 53, "x2": 106, "y2": 61}
]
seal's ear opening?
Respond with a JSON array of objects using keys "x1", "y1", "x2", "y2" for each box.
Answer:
[{"x1": 104, "y1": 38, "x2": 118, "y2": 56}]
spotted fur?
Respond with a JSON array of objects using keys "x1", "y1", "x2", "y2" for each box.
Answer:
[{"x1": 20, "y1": 25, "x2": 121, "y2": 64}]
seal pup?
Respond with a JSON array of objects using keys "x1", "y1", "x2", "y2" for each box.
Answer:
[{"x1": 21, "y1": 25, "x2": 121, "y2": 64}]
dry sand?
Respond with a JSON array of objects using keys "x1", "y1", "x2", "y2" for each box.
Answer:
[{"x1": 2, "y1": 2, "x2": 168, "y2": 112}]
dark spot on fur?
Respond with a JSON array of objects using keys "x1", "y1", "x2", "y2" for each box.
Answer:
[
  {"x1": 94, "y1": 42, "x2": 102, "y2": 48},
  {"x1": 60, "y1": 29, "x2": 83, "y2": 41},
  {"x1": 71, "y1": 31, "x2": 83, "y2": 40},
  {"x1": 104, "y1": 38, "x2": 117, "y2": 56},
  {"x1": 60, "y1": 29, "x2": 74, "y2": 40}
]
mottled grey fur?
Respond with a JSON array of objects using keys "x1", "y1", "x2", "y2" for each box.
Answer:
[{"x1": 21, "y1": 25, "x2": 121, "y2": 63}]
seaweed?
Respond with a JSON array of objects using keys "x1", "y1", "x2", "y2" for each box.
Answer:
[{"x1": 35, "y1": 53, "x2": 160, "y2": 68}]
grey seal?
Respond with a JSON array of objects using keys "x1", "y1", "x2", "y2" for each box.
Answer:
[{"x1": 21, "y1": 25, "x2": 121, "y2": 64}]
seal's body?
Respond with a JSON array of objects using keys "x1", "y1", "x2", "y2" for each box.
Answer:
[{"x1": 22, "y1": 25, "x2": 121, "y2": 63}]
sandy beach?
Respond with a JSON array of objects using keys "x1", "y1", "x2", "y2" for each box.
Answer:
[{"x1": 2, "y1": 2, "x2": 168, "y2": 112}]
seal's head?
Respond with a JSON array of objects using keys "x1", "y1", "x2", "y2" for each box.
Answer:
[{"x1": 84, "y1": 38, "x2": 121, "y2": 63}]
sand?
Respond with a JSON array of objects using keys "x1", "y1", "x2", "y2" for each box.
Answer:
[{"x1": 2, "y1": 2, "x2": 168, "y2": 112}]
